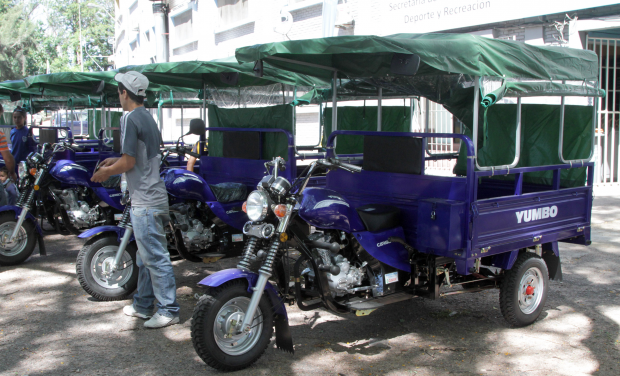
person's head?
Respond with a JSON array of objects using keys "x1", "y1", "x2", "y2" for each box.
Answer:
[
  {"x1": 0, "y1": 166, "x2": 9, "y2": 183},
  {"x1": 114, "y1": 71, "x2": 148, "y2": 111},
  {"x1": 13, "y1": 107, "x2": 27, "y2": 129}
]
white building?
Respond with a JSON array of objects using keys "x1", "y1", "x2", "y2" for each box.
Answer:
[{"x1": 114, "y1": 0, "x2": 620, "y2": 186}]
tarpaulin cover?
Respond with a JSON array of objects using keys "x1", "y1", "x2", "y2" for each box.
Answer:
[
  {"x1": 88, "y1": 110, "x2": 122, "y2": 140},
  {"x1": 236, "y1": 34, "x2": 599, "y2": 81},
  {"x1": 454, "y1": 103, "x2": 592, "y2": 187},
  {"x1": 323, "y1": 106, "x2": 411, "y2": 154},
  {"x1": 207, "y1": 104, "x2": 293, "y2": 160},
  {"x1": 119, "y1": 57, "x2": 327, "y2": 90}
]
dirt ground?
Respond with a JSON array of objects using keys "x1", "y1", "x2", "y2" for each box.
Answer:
[{"x1": 2, "y1": 196, "x2": 620, "y2": 376}]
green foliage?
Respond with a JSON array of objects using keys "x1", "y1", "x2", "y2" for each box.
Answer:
[
  {"x1": 0, "y1": 0, "x2": 114, "y2": 79},
  {"x1": 37, "y1": 0, "x2": 115, "y2": 73},
  {"x1": 0, "y1": 1, "x2": 39, "y2": 79}
]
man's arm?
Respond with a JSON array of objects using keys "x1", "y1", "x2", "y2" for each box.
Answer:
[
  {"x1": 186, "y1": 156, "x2": 197, "y2": 172},
  {"x1": 0, "y1": 150, "x2": 16, "y2": 181},
  {"x1": 91, "y1": 154, "x2": 135, "y2": 183}
]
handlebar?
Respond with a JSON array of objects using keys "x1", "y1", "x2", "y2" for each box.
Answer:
[{"x1": 317, "y1": 158, "x2": 362, "y2": 173}]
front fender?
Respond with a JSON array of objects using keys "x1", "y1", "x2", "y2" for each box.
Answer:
[
  {"x1": 198, "y1": 268, "x2": 287, "y2": 317},
  {"x1": 0, "y1": 205, "x2": 43, "y2": 235},
  {"x1": 78, "y1": 225, "x2": 134, "y2": 243}
]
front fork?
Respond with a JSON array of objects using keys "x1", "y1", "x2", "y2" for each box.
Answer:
[
  {"x1": 104, "y1": 204, "x2": 133, "y2": 276},
  {"x1": 239, "y1": 204, "x2": 293, "y2": 333},
  {"x1": 9, "y1": 175, "x2": 40, "y2": 242}
]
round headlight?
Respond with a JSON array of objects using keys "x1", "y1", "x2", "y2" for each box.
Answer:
[
  {"x1": 18, "y1": 161, "x2": 28, "y2": 180},
  {"x1": 246, "y1": 190, "x2": 270, "y2": 222}
]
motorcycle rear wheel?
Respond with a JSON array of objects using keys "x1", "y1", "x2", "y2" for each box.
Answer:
[
  {"x1": 0, "y1": 213, "x2": 37, "y2": 266},
  {"x1": 191, "y1": 280, "x2": 274, "y2": 371},
  {"x1": 76, "y1": 234, "x2": 138, "y2": 301}
]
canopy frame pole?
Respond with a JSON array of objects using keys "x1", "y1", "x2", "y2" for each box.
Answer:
[
  {"x1": 331, "y1": 70, "x2": 337, "y2": 151},
  {"x1": 410, "y1": 98, "x2": 415, "y2": 132},
  {"x1": 180, "y1": 105, "x2": 184, "y2": 139},
  {"x1": 473, "y1": 77, "x2": 522, "y2": 171},
  {"x1": 558, "y1": 93, "x2": 596, "y2": 166},
  {"x1": 377, "y1": 87, "x2": 382, "y2": 131},
  {"x1": 202, "y1": 82, "x2": 207, "y2": 122},
  {"x1": 265, "y1": 56, "x2": 339, "y2": 72}
]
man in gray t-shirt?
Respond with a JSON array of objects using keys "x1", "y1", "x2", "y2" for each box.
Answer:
[{"x1": 91, "y1": 71, "x2": 179, "y2": 328}]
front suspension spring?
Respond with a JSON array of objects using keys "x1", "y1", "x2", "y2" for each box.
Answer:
[
  {"x1": 118, "y1": 204, "x2": 132, "y2": 229},
  {"x1": 19, "y1": 188, "x2": 36, "y2": 210},
  {"x1": 237, "y1": 236, "x2": 258, "y2": 270},
  {"x1": 258, "y1": 236, "x2": 281, "y2": 276}
]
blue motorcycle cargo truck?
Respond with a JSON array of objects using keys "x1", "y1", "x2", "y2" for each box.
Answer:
[{"x1": 189, "y1": 34, "x2": 603, "y2": 371}]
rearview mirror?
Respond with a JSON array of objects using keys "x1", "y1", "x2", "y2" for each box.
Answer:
[
  {"x1": 9, "y1": 91, "x2": 21, "y2": 102},
  {"x1": 92, "y1": 80, "x2": 106, "y2": 95},
  {"x1": 187, "y1": 118, "x2": 206, "y2": 136},
  {"x1": 390, "y1": 53, "x2": 420, "y2": 76}
]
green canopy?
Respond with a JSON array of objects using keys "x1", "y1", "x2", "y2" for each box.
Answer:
[
  {"x1": 118, "y1": 57, "x2": 327, "y2": 90},
  {"x1": 236, "y1": 34, "x2": 599, "y2": 81}
]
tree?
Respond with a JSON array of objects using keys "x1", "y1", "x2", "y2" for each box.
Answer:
[
  {"x1": 38, "y1": 0, "x2": 115, "y2": 73},
  {"x1": 0, "y1": 1, "x2": 39, "y2": 79}
]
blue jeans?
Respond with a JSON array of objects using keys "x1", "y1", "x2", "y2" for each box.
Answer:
[{"x1": 130, "y1": 206, "x2": 179, "y2": 318}]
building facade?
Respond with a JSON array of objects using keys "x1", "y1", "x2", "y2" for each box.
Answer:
[{"x1": 114, "y1": 0, "x2": 620, "y2": 186}]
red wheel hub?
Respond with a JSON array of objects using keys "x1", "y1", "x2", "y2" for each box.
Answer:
[{"x1": 525, "y1": 285, "x2": 535, "y2": 295}]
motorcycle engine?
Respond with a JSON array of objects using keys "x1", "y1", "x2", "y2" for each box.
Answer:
[
  {"x1": 171, "y1": 204, "x2": 214, "y2": 250},
  {"x1": 311, "y1": 233, "x2": 366, "y2": 297},
  {"x1": 59, "y1": 189, "x2": 103, "y2": 229}
]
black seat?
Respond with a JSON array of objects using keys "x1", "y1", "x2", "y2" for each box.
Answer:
[
  {"x1": 209, "y1": 182, "x2": 247, "y2": 203},
  {"x1": 356, "y1": 204, "x2": 401, "y2": 232}
]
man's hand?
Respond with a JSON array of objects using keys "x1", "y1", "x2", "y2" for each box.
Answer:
[
  {"x1": 97, "y1": 157, "x2": 120, "y2": 170},
  {"x1": 91, "y1": 166, "x2": 111, "y2": 183}
]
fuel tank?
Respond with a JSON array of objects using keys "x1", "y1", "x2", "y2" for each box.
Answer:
[
  {"x1": 298, "y1": 187, "x2": 365, "y2": 232},
  {"x1": 49, "y1": 160, "x2": 94, "y2": 187},
  {"x1": 161, "y1": 169, "x2": 216, "y2": 203}
]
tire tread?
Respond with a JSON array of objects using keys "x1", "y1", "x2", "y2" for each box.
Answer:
[
  {"x1": 76, "y1": 234, "x2": 137, "y2": 301},
  {"x1": 191, "y1": 280, "x2": 273, "y2": 372},
  {"x1": 500, "y1": 252, "x2": 548, "y2": 327}
]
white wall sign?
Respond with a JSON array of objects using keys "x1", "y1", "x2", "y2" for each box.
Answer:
[{"x1": 379, "y1": 0, "x2": 620, "y2": 35}]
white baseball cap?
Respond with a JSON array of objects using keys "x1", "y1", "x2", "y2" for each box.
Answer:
[{"x1": 114, "y1": 71, "x2": 149, "y2": 96}]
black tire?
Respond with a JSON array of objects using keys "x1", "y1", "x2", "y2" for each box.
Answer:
[
  {"x1": 76, "y1": 234, "x2": 138, "y2": 301},
  {"x1": 0, "y1": 212, "x2": 37, "y2": 266},
  {"x1": 500, "y1": 252, "x2": 549, "y2": 327},
  {"x1": 191, "y1": 280, "x2": 274, "y2": 372}
]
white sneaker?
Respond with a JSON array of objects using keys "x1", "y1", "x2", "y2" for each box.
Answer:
[
  {"x1": 144, "y1": 312, "x2": 180, "y2": 329},
  {"x1": 123, "y1": 305, "x2": 152, "y2": 319}
]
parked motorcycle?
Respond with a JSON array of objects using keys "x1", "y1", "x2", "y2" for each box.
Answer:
[
  {"x1": 0, "y1": 136, "x2": 124, "y2": 266},
  {"x1": 76, "y1": 122, "x2": 249, "y2": 301}
]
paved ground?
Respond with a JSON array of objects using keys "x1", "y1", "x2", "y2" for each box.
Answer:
[{"x1": 2, "y1": 197, "x2": 620, "y2": 376}]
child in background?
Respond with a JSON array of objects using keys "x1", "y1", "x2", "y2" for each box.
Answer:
[{"x1": 0, "y1": 166, "x2": 19, "y2": 205}]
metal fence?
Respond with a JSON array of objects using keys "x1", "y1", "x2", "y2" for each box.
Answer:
[{"x1": 587, "y1": 36, "x2": 620, "y2": 186}]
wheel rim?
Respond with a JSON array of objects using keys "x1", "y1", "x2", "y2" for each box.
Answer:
[
  {"x1": 213, "y1": 296, "x2": 263, "y2": 356},
  {"x1": 518, "y1": 266, "x2": 544, "y2": 315},
  {"x1": 90, "y1": 246, "x2": 133, "y2": 289},
  {"x1": 0, "y1": 222, "x2": 28, "y2": 257}
]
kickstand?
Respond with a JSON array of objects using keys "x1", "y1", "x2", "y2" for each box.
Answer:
[{"x1": 37, "y1": 233, "x2": 46, "y2": 256}]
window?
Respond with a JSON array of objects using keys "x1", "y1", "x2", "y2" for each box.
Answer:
[
  {"x1": 217, "y1": 0, "x2": 249, "y2": 27},
  {"x1": 172, "y1": 10, "x2": 193, "y2": 44},
  {"x1": 129, "y1": 1, "x2": 138, "y2": 14},
  {"x1": 130, "y1": 40, "x2": 138, "y2": 51}
]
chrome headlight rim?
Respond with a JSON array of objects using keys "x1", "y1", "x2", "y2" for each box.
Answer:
[
  {"x1": 18, "y1": 161, "x2": 28, "y2": 180},
  {"x1": 246, "y1": 190, "x2": 270, "y2": 222}
]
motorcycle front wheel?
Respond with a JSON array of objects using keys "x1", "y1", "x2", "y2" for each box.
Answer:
[
  {"x1": 76, "y1": 234, "x2": 138, "y2": 301},
  {"x1": 191, "y1": 280, "x2": 274, "y2": 371},
  {"x1": 0, "y1": 212, "x2": 37, "y2": 266}
]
